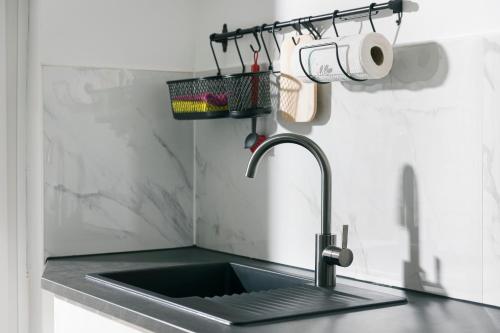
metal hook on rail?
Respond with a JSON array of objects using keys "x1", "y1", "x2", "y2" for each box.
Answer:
[
  {"x1": 305, "y1": 16, "x2": 321, "y2": 39},
  {"x1": 234, "y1": 29, "x2": 246, "y2": 73},
  {"x1": 259, "y1": 24, "x2": 273, "y2": 70},
  {"x1": 270, "y1": 21, "x2": 281, "y2": 54},
  {"x1": 249, "y1": 27, "x2": 262, "y2": 53},
  {"x1": 368, "y1": 3, "x2": 377, "y2": 32},
  {"x1": 291, "y1": 18, "x2": 304, "y2": 46},
  {"x1": 209, "y1": 34, "x2": 222, "y2": 76},
  {"x1": 332, "y1": 10, "x2": 340, "y2": 37}
]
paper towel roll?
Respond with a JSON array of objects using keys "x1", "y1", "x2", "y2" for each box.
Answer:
[{"x1": 291, "y1": 33, "x2": 393, "y2": 82}]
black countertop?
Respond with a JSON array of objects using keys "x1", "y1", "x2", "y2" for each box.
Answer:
[{"x1": 42, "y1": 247, "x2": 500, "y2": 333}]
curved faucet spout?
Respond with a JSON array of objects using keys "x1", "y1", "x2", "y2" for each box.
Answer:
[{"x1": 245, "y1": 133, "x2": 332, "y2": 235}]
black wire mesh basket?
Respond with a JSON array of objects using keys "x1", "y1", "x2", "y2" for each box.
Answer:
[{"x1": 166, "y1": 71, "x2": 278, "y2": 120}]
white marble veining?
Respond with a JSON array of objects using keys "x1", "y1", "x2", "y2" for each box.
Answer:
[
  {"x1": 44, "y1": 66, "x2": 194, "y2": 257},
  {"x1": 42, "y1": 35, "x2": 500, "y2": 306},
  {"x1": 482, "y1": 35, "x2": 500, "y2": 307},
  {"x1": 196, "y1": 35, "x2": 488, "y2": 303}
]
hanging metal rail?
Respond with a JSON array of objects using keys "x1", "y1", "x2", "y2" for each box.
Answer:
[
  {"x1": 208, "y1": 0, "x2": 402, "y2": 75},
  {"x1": 210, "y1": 0, "x2": 402, "y2": 45}
]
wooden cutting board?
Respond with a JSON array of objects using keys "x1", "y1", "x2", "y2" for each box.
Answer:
[{"x1": 279, "y1": 35, "x2": 317, "y2": 122}]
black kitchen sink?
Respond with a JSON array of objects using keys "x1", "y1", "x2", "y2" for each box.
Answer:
[
  {"x1": 87, "y1": 262, "x2": 406, "y2": 325},
  {"x1": 90, "y1": 262, "x2": 307, "y2": 298}
]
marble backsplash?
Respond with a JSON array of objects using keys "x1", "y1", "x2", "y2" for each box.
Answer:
[
  {"x1": 43, "y1": 66, "x2": 194, "y2": 256},
  {"x1": 41, "y1": 34, "x2": 500, "y2": 307},
  {"x1": 195, "y1": 34, "x2": 500, "y2": 306}
]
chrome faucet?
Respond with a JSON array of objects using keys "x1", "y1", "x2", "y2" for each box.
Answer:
[{"x1": 245, "y1": 133, "x2": 353, "y2": 288}]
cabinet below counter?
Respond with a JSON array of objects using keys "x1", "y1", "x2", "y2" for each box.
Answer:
[{"x1": 54, "y1": 297, "x2": 152, "y2": 333}]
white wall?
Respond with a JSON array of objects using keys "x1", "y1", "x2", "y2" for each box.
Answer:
[
  {"x1": 192, "y1": 0, "x2": 500, "y2": 307},
  {"x1": 28, "y1": 1, "x2": 199, "y2": 332},
  {"x1": 1, "y1": 1, "x2": 29, "y2": 333},
  {"x1": 43, "y1": 66, "x2": 194, "y2": 257},
  {"x1": 40, "y1": 0, "x2": 197, "y2": 71},
  {"x1": 0, "y1": 1, "x2": 13, "y2": 330}
]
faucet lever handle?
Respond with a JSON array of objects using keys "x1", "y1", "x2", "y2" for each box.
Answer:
[
  {"x1": 322, "y1": 225, "x2": 353, "y2": 267},
  {"x1": 342, "y1": 225, "x2": 348, "y2": 249}
]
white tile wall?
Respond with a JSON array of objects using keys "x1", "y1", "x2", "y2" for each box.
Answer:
[
  {"x1": 43, "y1": 66, "x2": 194, "y2": 256},
  {"x1": 42, "y1": 35, "x2": 500, "y2": 306},
  {"x1": 482, "y1": 35, "x2": 500, "y2": 307},
  {"x1": 196, "y1": 35, "x2": 496, "y2": 304}
]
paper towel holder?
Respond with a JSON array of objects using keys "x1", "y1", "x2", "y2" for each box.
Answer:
[
  {"x1": 296, "y1": 3, "x2": 377, "y2": 84},
  {"x1": 297, "y1": 4, "x2": 386, "y2": 84},
  {"x1": 298, "y1": 41, "x2": 368, "y2": 84}
]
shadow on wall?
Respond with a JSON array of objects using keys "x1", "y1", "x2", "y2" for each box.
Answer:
[
  {"x1": 400, "y1": 165, "x2": 447, "y2": 296},
  {"x1": 274, "y1": 78, "x2": 332, "y2": 135},
  {"x1": 345, "y1": 42, "x2": 449, "y2": 92},
  {"x1": 274, "y1": 41, "x2": 448, "y2": 135},
  {"x1": 400, "y1": 165, "x2": 453, "y2": 331}
]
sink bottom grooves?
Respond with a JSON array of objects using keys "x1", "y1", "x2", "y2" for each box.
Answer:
[{"x1": 188, "y1": 283, "x2": 406, "y2": 324}]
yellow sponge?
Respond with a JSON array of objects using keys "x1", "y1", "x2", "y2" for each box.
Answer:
[{"x1": 172, "y1": 100, "x2": 228, "y2": 113}]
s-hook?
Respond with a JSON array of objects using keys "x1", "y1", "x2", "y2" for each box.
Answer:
[
  {"x1": 332, "y1": 10, "x2": 340, "y2": 38},
  {"x1": 298, "y1": 41, "x2": 367, "y2": 83},
  {"x1": 292, "y1": 19, "x2": 303, "y2": 36},
  {"x1": 304, "y1": 16, "x2": 321, "y2": 40},
  {"x1": 368, "y1": 3, "x2": 377, "y2": 32},
  {"x1": 291, "y1": 18, "x2": 304, "y2": 46},
  {"x1": 259, "y1": 24, "x2": 273, "y2": 70},
  {"x1": 234, "y1": 29, "x2": 246, "y2": 73},
  {"x1": 270, "y1": 21, "x2": 281, "y2": 54},
  {"x1": 250, "y1": 27, "x2": 262, "y2": 53},
  {"x1": 209, "y1": 35, "x2": 222, "y2": 76},
  {"x1": 396, "y1": 10, "x2": 403, "y2": 25}
]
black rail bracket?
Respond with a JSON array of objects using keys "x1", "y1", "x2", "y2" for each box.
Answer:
[
  {"x1": 389, "y1": 0, "x2": 403, "y2": 13},
  {"x1": 212, "y1": 24, "x2": 229, "y2": 52}
]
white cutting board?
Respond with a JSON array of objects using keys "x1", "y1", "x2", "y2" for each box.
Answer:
[{"x1": 279, "y1": 35, "x2": 317, "y2": 122}]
